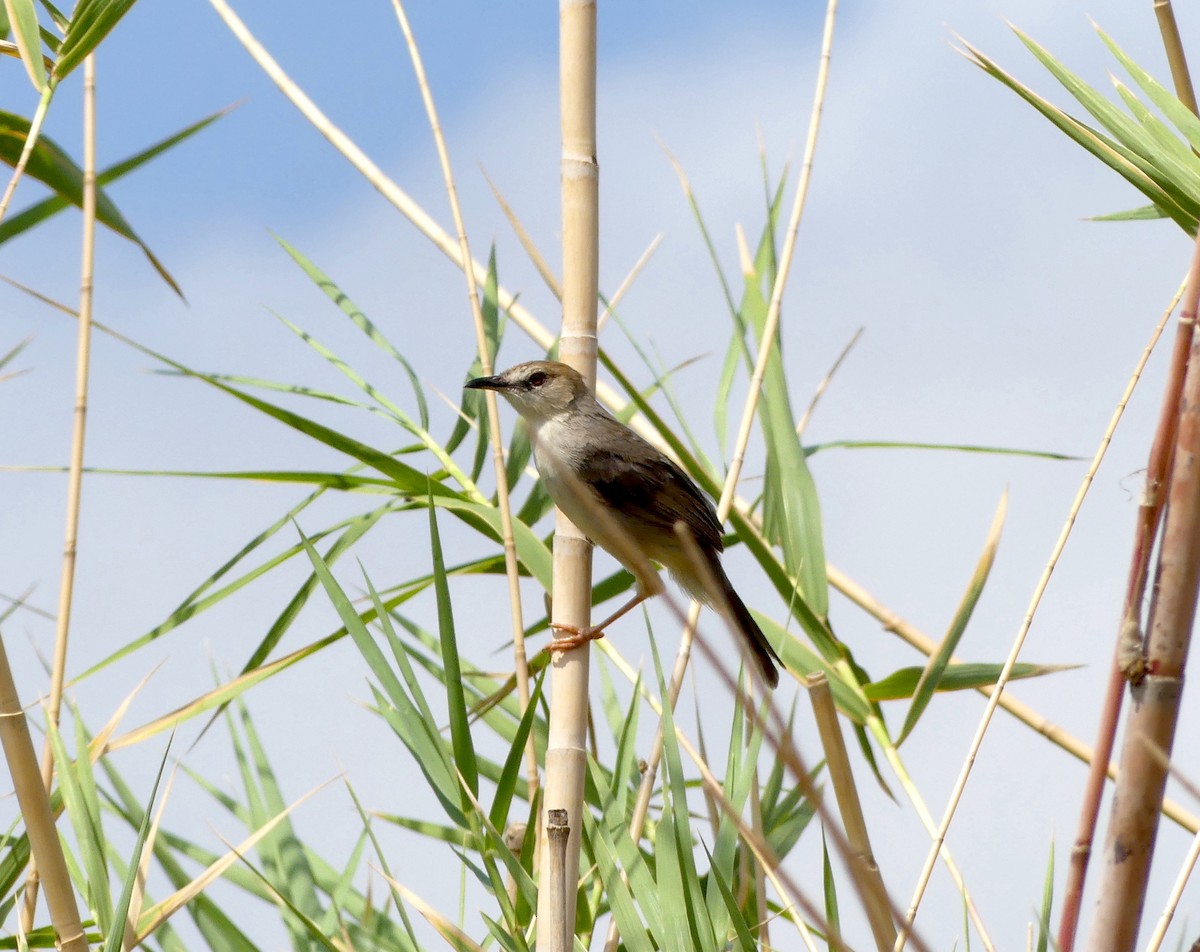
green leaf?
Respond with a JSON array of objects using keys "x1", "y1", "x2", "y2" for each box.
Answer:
[
  {"x1": 49, "y1": 719, "x2": 111, "y2": 933},
  {"x1": 1097, "y1": 27, "x2": 1200, "y2": 152},
  {"x1": 865, "y1": 661, "x2": 1073, "y2": 702},
  {"x1": 962, "y1": 34, "x2": 1198, "y2": 234},
  {"x1": 0, "y1": 104, "x2": 231, "y2": 244},
  {"x1": 822, "y1": 829, "x2": 841, "y2": 949},
  {"x1": 805, "y1": 439, "x2": 1079, "y2": 461},
  {"x1": 100, "y1": 737, "x2": 172, "y2": 952},
  {"x1": 427, "y1": 494, "x2": 480, "y2": 801},
  {"x1": 1036, "y1": 840, "x2": 1054, "y2": 952},
  {"x1": 273, "y1": 235, "x2": 431, "y2": 431},
  {"x1": 53, "y1": 0, "x2": 137, "y2": 80},
  {"x1": 1088, "y1": 203, "x2": 1168, "y2": 222},
  {"x1": 898, "y1": 493, "x2": 1006, "y2": 745},
  {"x1": 488, "y1": 671, "x2": 545, "y2": 833},
  {"x1": 741, "y1": 177, "x2": 829, "y2": 618},
  {"x1": 5, "y1": 0, "x2": 46, "y2": 88},
  {"x1": 0, "y1": 108, "x2": 182, "y2": 294}
]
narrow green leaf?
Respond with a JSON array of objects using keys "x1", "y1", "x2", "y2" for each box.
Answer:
[
  {"x1": 865, "y1": 661, "x2": 1073, "y2": 701},
  {"x1": 0, "y1": 108, "x2": 182, "y2": 293},
  {"x1": 1036, "y1": 840, "x2": 1054, "y2": 952},
  {"x1": 740, "y1": 178, "x2": 829, "y2": 617},
  {"x1": 650, "y1": 638, "x2": 714, "y2": 951},
  {"x1": 0, "y1": 105, "x2": 231, "y2": 244},
  {"x1": 428, "y1": 493, "x2": 480, "y2": 800},
  {"x1": 805, "y1": 439, "x2": 1079, "y2": 461},
  {"x1": 582, "y1": 812, "x2": 656, "y2": 952},
  {"x1": 898, "y1": 493, "x2": 1006, "y2": 744},
  {"x1": 101, "y1": 738, "x2": 173, "y2": 952},
  {"x1": 487, "y1": 671, "x2": 544, "y2": 833},
  {"x1": 1097, "y1": 27, "x2": 1200, "y2": 153},
  {"x1": 273, "y1": 236, "x2": 431, "y2": 430},
  {"x1": 962, "y1": 39, "x2": 1198, "y2": 233},
  {"x1": 822, "y1": 830, "x2": 841, "y2": 950},
  {"x1": 52, "y1": 0, "x2": 136, "y2": 81},
  {"x1": 237, "y1": 706, "x2": 323, "y2": 930},
  {"x1": 1088, "y1": 203, "x2": 1168, "y2": 222},
  {"x1": 48, "y1": 720, "x2": 110, "y2": 933},
  {"x1": 108, "y1": 328, "x2": 465, "y2": 498},
  {"x1": 4, "y1": 0, "x2": 46, "y2": 88},
  {"x1": 700, "y1": 842, "x2": 758, "y2": 952}
]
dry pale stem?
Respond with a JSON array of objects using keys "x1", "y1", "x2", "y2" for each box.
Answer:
[
  {"x1": 23, "y1": 53, "x2": 96, "y2": 933},
  {"x1": 535, "y1": 0, "x2": 599, "y2": 944},
  {"x1": 809, "y1": 673, "x2": 897, "y2": 951},
  {"x1": 1143, "y1": 822, "x2": 1200, "y2": 952},
  {"x1": 0, "y1": 637, "x2": 87, "y2": 951},
  {"x1": 899, "y1": 280, "x2": 1188, "y2": 952},
  {"x1": 0, "y1": 85, "x2": 53, "y2": 226},
  {"x1": 1151, "y1": 1, "x2": 1197, "y2": 115},
  {"x1": 605, "y1": 2, "x2": 839, "y2": 946},
  {"x1": 389, "y1": 0, "x2": 538, "y2": 804},
  {"x1": 545, "y1": 808, "x2": 570, "y2": 952}
]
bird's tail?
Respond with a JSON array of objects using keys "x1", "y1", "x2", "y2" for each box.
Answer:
[{"x1": 716, "y1": 569, "x2": 782, "y2": 690}]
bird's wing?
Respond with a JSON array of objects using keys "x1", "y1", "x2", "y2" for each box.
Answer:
[{"x1": 575, "y1": 437, "x2": 725, "y2": 554}]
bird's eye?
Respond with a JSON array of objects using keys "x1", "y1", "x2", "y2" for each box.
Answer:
[{"x1": 528, "y1": 371, "x2": 547, "y2": 388}]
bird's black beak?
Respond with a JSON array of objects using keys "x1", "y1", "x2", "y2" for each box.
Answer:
[{"x1": 464, "y1": 374, "x2": 506, "y2": 391}]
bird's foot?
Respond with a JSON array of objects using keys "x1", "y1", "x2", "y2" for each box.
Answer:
[{"x1": 549, "y1": 622, "x2": 607, "y2": 653}]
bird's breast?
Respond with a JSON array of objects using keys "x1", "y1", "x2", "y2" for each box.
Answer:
[{"x1": 530, "y1": 420, "x2": 628, "y2": 553}]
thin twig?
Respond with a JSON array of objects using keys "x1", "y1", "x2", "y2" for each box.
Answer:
[
  {"x1": 1151, "y1": 1, "x2": 1198, "y2": 115},
  {"x1": 0, "y1": 85, "x2": 53, "y2": 226},
  {"x1": 0, "y1": 638, "x2": 87, "y2": 952},
  {"x1": 389, "y1": 0, "x2": 539, "y2": 806},
  {"x1": 796, "y1": 326, "x2": 863, "y2": 437},
  {"x1": 23, "y1": 53, "x2": 96, "y2": 933},
  {"x1": 1087, "y1": 227, "x2": 1200, "y2": 952},
  {"x1": 604, "y1": 2, "x2": 840, "y2": 945},
  {"x1": 598, "y1": 234, "x2": 663, "y2": 331},
  {"x1": 809, "y1": 673, "x2": 896, "y2": 951},
  {"x1": 482, "y1": 167, "x2": 562, "y2": 300},
  {"x1": 1057, "y1": 277, "x2": 1187, "y2": 949},
  {"x1": 901, "y1": 265, "x2": 1187, "y2": 952}
]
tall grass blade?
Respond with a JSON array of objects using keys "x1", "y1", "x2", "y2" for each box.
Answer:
[
  {"x1": 897, "y1": 493, "x2": 1006, "y2": 745},
  {"x1": 0, "y1": 106, "x2": 230, "y2": 244}
]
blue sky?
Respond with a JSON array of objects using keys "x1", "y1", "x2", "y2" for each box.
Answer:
[{"x1": 4, "y1": 1, "x2": 1200, "y2": 948}]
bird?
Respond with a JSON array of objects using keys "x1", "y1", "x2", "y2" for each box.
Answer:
[{"x1": 465, "y1": 359, "x2": 782, "y2": 688}]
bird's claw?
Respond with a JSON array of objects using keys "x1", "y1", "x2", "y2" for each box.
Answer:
[{"x1": 549, "y1": 622, "x2": 606, "y2": 653}]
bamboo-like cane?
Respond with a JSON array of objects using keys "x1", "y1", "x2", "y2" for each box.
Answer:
[
  {"x1": 808, "y1": 673, "x2": 897, "y2": 951},
  {"x1": 1086, "y1": 231, "x2": 1200, "y2": 952},
  {"x1": 1057, "y1": 276, "x2": 1189, "y2": 950},
  {"x1": 22, "y1": 51, "x2": 97, "y2": 933},
  {"x1": 1059, "y1": 16, "x2": 1198, "y2": 943},
  {"x1": 0, "y1": 86, "x2": 53, "y2": 226},
  {"x1": 1152, "y1": 1, "x2": 1197, "y2": 116},
  {"x1": 546, "y1": 809, "x2": 570, "y2": 952},
  {"x1": 535, "y1": 0, "x2": 599, "y2": 944},
  {"x1": 0, "y1": 636, "x2": 87, "y2": 952}
]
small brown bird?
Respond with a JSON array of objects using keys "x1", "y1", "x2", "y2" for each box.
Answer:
[{"x1": 466, "y1": 360, "x2": 782, "y2": 688}]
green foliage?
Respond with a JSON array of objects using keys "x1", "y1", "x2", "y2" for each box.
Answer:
[
  {"x1": 2, "y1": 9, "x2": 1102, "y2": 948},
  {"x1": 966, "y1": 24, "x2": 1200, "y2": 234}
]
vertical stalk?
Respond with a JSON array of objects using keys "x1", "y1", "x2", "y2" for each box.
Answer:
[
  {"x1": 1087, "y1": 232, "x2": 1200, "y2": 951},
  {"x1": 23, "y1": 52, "x2": 96, "y2": 930},
  {"x1": 1058, "y1": 280, "x2": 1191, "y2": 951},
  {"x1": 389, "y1": 0, "x2": 539, "y2": 804},
  {"x1": 45, "y1": 52, "x2": 97, "y2": 769},
  {"x1": 535, "y1": 0, "x2": 598, "y2": 942},
  {"x1": 0, "y1": 637, "x2": 88, "y2": 952}
]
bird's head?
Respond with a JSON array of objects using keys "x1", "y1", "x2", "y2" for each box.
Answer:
[{"x1": 465, "y1": 360, "x2": 590, "y2": 424}]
